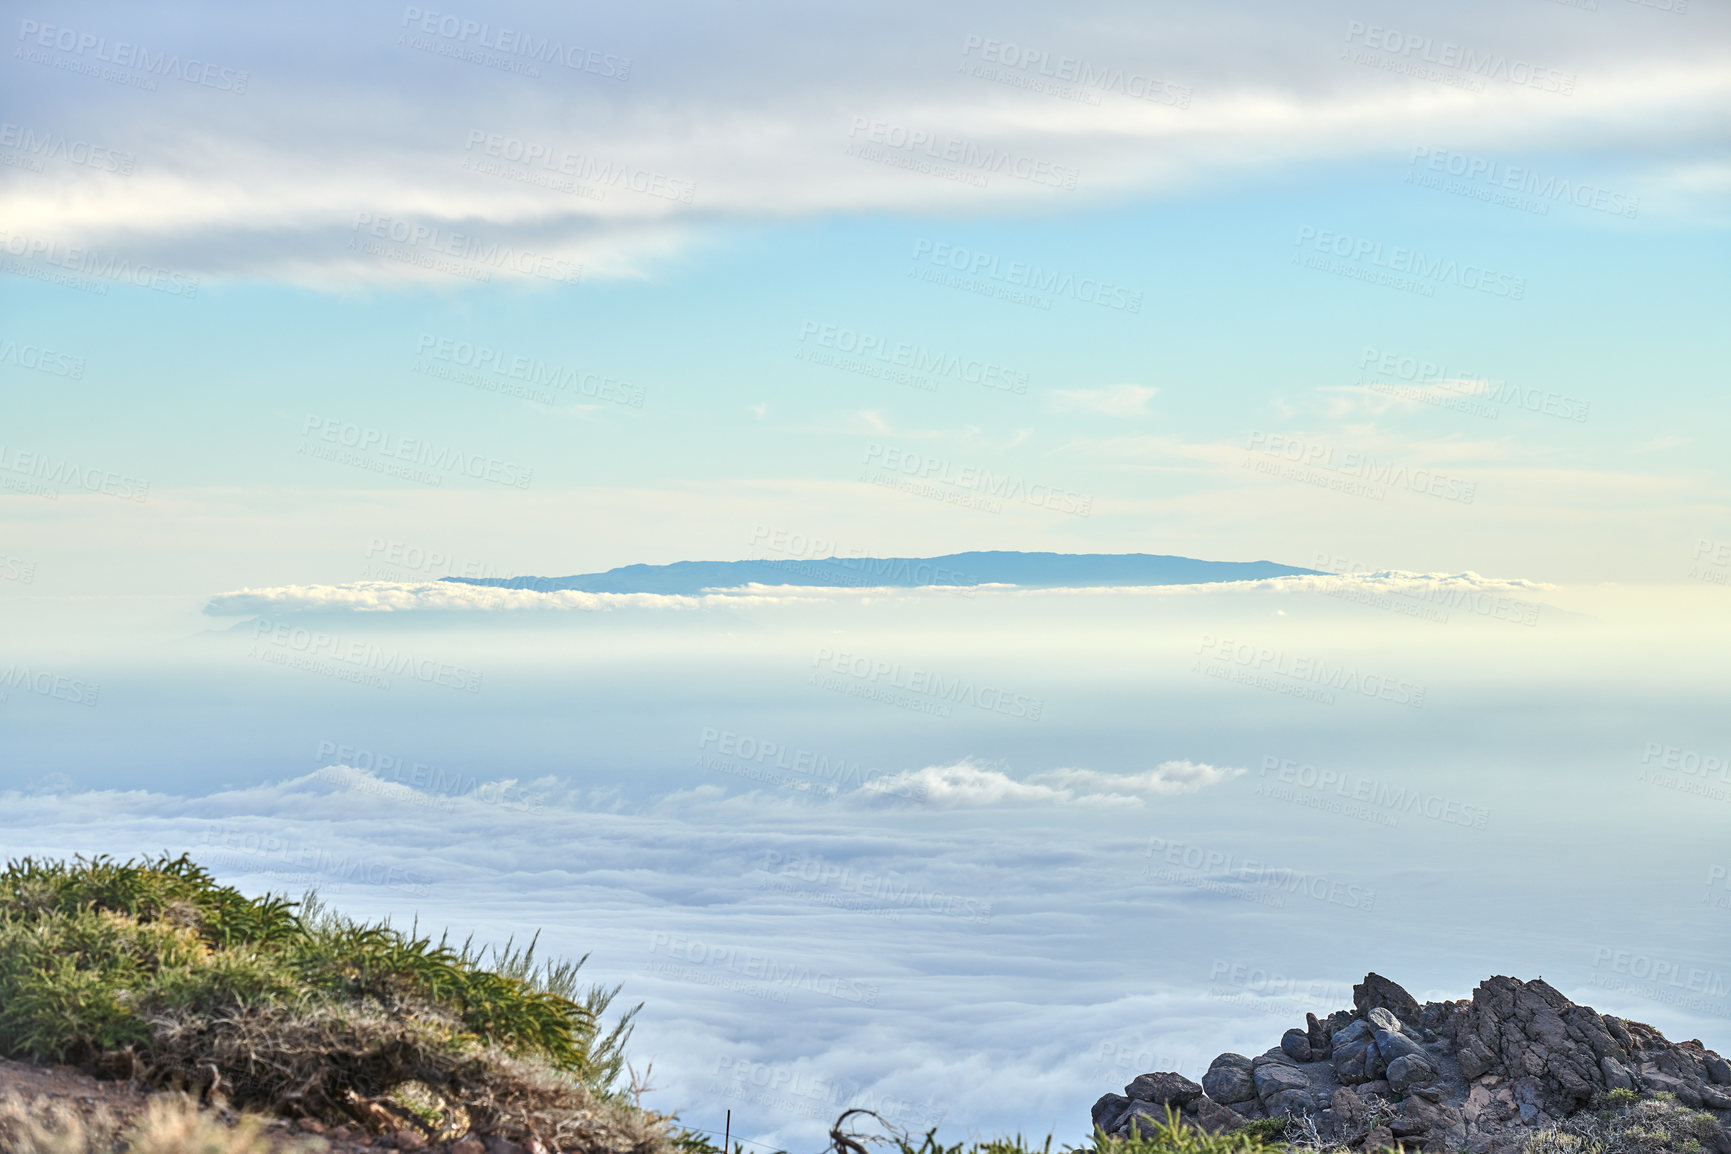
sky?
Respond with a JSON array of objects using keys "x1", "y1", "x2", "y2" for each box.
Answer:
[{"x1": 3, "y1": 0, "x2": 1731, "y2": 1148}]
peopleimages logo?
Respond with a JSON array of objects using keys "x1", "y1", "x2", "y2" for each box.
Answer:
[
  {"x1": 1195, "y1": 634, "x2": 1427, "y2": 708},
  {"x1": 759, "y1": 850, "x2": 994, "y2": 924},
  {"x1": 300, "y1": 414, "x2": 534, "y2": 490},
  {"x1": 1407, "y1": 147, "x2": 1638, "y2": 220},
  {"x1": 15, "y1": 19, "x2": 250, "y2": 94},
  {"x1": 1245, "y1": 432, "x2": 1477, "y2": 505},
  {"x1": 959, "y1": 36, "x2": 1191, "y2": 107},
  {"x1": 1341, "y1": 22, "x2": 1575, "y2": 95},
  {"x1": 862, "y1": 443, "x2": 1092, "y2": 516},
  {"x1": 649, "y1": 933, "x2": 880, "y2": 1006},
  {"x1": 846, "y1": 118, "x2": 1080, "y2": 190},
  {"x1": 810, "y1": 647, "x2": 1045, "y2": 721},
  {"x1": 1295, "y1": 227, "x2": 1525, "y2": 300},
  {"x1": 350, "y1": 214, "x2": 582, "y2": 285},
  {"x1": 0, "y1": 664, "x2": 100, "y2": 707},
  {"x1": 0, "y1": 122, "x2": 134, "y2": 174},
  {"x1": 698, "y1": 728, "x2": 925, "y2": 799},
  {"x1": 462, "y1": 131, "x2": 693, "y2": 203},
  {"x1": 911, "y1": 239, "x2": 1141, "y2": 313},
  {"x1": 1591, "y1": 948, "x2": 1730, "y2": 997},
  {"x1": 1259, "y1": 756, "x2": 1489, "y2": 829},
  {"x1": 0, "y1": 338, "x2": 85, "y2": 379},
  {"x1": 399, "y1": 8, "x2": 630, "y2": 79},
  {"x1": 798, "y1": 322, "x2": 1029, "y2": 395},
  {"x1": 0, "y1": 229, "x2": 200, "y2": 298},
  {"x1": 414, "y1": 334, "x2": 643, "y2": 407},
  {"x1": 0, "y1": 443, "x2": 148, "y2": 502},
  {"x1": 251, "y1": 619, "x2": 484, "y2": 693},
  {"x1": 1145, "y1": 837, "x2": 1377, "y2": 911},
  {"x1": 1356, "y1": 347, "x2": 1588, "y2": 423}
]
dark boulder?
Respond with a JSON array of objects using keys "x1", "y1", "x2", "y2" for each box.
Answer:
[{"x1": 1354, "y1": 973, "x2": 1422, "y2": 1024}]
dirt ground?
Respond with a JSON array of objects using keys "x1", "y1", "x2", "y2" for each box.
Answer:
[{"x1": 0, "y1": 1055, "x2": 498, "y2": 1154}]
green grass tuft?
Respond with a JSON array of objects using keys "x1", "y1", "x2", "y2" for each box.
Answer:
[{"x1": 1089, "y1": 1108, "x2": 1284, "y2": 1154}]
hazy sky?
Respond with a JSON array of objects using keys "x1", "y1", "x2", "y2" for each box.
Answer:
[
  {"x1": 4, "y1": 3, "x2": 1731, "y2": 1149},
  {"x1": 2, "y1": 0, "x2": 1728, "y2": 594}
]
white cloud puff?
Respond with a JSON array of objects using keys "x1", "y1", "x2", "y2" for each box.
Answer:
[
  {"x1": 853, "y1": 759, "x2": 1243, "y2": 807},
  {"x1": 202, "y1": 580, "x2": 791, "y2": 615},
  {"x1": 1051, "y1": 385, "x2": 1159, "y2": 417}
]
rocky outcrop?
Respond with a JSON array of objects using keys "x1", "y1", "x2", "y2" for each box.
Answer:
[{"x1": 1089, "y1": 973, "x2": 1731, "y2": 1154}]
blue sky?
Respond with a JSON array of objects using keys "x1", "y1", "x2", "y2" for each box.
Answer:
[
  {"x1": 4, "y1": 1, "x2": 1731, "y2": 1147},
  {"x1": 3, "y1": 0, "x2": 1728, "y2": 591}
]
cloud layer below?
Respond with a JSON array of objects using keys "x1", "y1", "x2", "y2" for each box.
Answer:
[
  {"x1": 201, "y1": 570, "x2": 1551, "y2": 615},
  {"x1": 2, "y1": 757, "x2": 1725, "y2": 1150}
]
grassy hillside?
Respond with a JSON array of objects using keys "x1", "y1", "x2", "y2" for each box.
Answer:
[{"x1": 0, "y1": 853, "x2": 660, "y2": 1152}]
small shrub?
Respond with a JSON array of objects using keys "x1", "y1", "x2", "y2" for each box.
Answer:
[
  {"x1": 1089, "y1": 1106, "x2": 1285, "y2": 1154},
  {"x1": 1233, "y1": 1118, "x2": 1290, "y2": 1143},
  {"x1": 1525, "y1": 1093, "x2": 1726, "y2": 1154}
]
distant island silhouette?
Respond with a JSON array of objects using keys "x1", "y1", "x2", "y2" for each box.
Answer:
[{"x1": 439, "y1": 551, "x2": 1322, "y2": 596}]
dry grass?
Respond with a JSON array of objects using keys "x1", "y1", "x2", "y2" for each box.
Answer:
[
  {"x1": 0, "y1": 1092, "x2": 316, "y2": 1154},
  {"x1": 1523, "y1": 1092, "x2": 1725, "y2": 1154}
]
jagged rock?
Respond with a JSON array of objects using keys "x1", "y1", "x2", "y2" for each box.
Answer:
[
  {"x1": 1355, "y1": 973, "x2": 1422, "y2": 1024},
  {"x1": 1125, "y1": 1071, "x2": 1203, "y2": 1107},
  {"x1": 1455, "y1": 976, "x2": 1646, "y2": 1119},
  {"x1": 1458, "y1": 1032, "x2": 1497, "y2": 1080},
  {"x1": 1335, "y1": 1039, "x2": 1374, "y2": 1085},
  {"x1": 1376, "y1": 1028, "x2": 1426, "y2": 1066},
  {"x1": 1253, "y1": 1062, "x2": 1309, "y2": 1101},
  {"x1": 1116, "y1": 1101, "x2": 1168, "y2": 1137},
  {"x1": 1391, "y1": 1098, "x2": 1466, "y2": 1152},
  {"x1": 1333, "y1": 1086, "x2": 1370, "y2": 1130},
  {"x1": 1387, "y1": 1053, "x2": 1438, "y2": 1096},
  {"x1": 1090, "y1": 1093, "x2": 1131, "y2": 1134},
  {"x1": 1390, "y1": 1113, "x2": 1429, "y2": 1137},
  {"x1": 1309, "y1": 1012, "x2": 1334, "y2": 1059},
  {"x1": 1642, "y1": 1070, "x2": 1703, "y2": 1107},
  {"x1": 1335, "y1": 1018, "x2": 1373, "y2": 1046},
  {"x1": 1363, "y1": 1123, "x2": 1396, "y2": 1152},
  {"x1": 1367, "y1": 1037, "x2": 1389, "y2": 1080},
  {"x1": 1091, "y1": 974, "x2": 1731, "y2": 1154},
  {"x1": 1202, "y1": 1054, "x2": 1257, "y2": 1104},
  {"x1": 1193, "y1": 1097, "x2": 1245, "y2": 1134},
  {"x1": 1332, "y1": 1019, "x2": 1377, "y2": 1083}
]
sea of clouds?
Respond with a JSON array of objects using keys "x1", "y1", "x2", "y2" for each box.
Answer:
[{"x1": 3, "y1": 579, "x2": 1728, "y2": 1149}]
